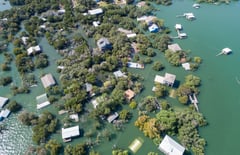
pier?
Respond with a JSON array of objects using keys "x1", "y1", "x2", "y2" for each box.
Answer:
[{"x1": 189, "y1": 94, "x2": 199, "y2": 112}]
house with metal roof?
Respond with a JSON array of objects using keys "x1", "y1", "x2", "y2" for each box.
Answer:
[
  {"x1": 40, "y1": 73, "x2": 56, "y2": 88},
  {"x1": 36, "y1": 93, "x2": 51, "y2": 109},
  {"x1": 88, "y1": 8, "x2": 103, "y2": 15},
  {"x1": 62, "y1": 125, "x2": 80, "y2": 141},
  {"x1": 158, "y1": 135, "x2": 185, "y2": 155}
]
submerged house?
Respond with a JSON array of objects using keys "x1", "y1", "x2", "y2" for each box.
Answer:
[
  {"x1": 158, "y1": 135, "x2": 185, "y2": 155},
  {"x1": 97, "y1": 37, "x2": 111, "y2": 51},
  {"x1": 175, "y1": 24, "x2": 182, "y2": 30},
  {"x1": 184, "y1": 13, "x2": 195, "y2": 20},
  {"x1": 222, "y1": 47, "x2": 232, "y2": 55},
  {"x1": 168, "y1": 43, "x2": 182, "y2": 53},
  {"x1": 41, "y1": 73, "x2": 56, "y2": 88},
  {"x1": 36, "y1": 93, "x2": 51, "y2": 109},
  {"x1": 154, "y1": 73, "x2": 176, "y2": 87},
  {"x1": 62, "y1": 125, "x2": 80, "y2": 142},
  {"x1": 125, "y1": 89, "x2": 135, "y2": 100},
  {"x1": 0, "y1": 109, "x2": 11, "y2": 121},
  {"x1": 27, "y1": 45, "x2": 41, "y2": 55}
]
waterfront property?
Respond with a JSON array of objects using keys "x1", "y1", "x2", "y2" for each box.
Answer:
[
  {"x1": 136, "y1": 1, "x2": 146, "y2": 8},
  {"x1": 36, "y1": 93, "x2": 50, "y2": 110},
  {"x1": 125, "y1": 89, "x2": 135, "y2": 100},
  {"x1": 168, "y1": 43, "x2": 182, "y2": 52},
  {"x1": 40, "y1": 73, "x2": 56, "y2": 88},
  {"x1": 0, "y1": 97, "x2": 8, "y2": 109},
  {"x1": 62, "y1": 125, "x2": 80, "y2": 142},
  {"x1": 137, "y1": 16, "x2": 157, "y2": 25},
  {"x1": 158, "y1": 135, "x2": 185, "y2": 155},
  {"x1": 154, "y1": 73, "x2": 176, "y2": 87},
  {"x1": 117, "y1": 28, "x2": 137, "y2": 38},
  {"x1": 27, "y1": 45, "x2": 41, "y2": 55}
]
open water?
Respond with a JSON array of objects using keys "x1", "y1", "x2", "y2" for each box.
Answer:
[{"x1": 1, "y1": 0, "x2": 240, "y2": 154}]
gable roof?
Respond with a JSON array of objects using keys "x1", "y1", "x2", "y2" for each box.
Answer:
[
  {"x1": 125, "y1": 89, "x2": 135, "y2": 100},
  {"x1": 27, "y1": 45, "x2": 41, "y2": 55},
  {"x1": 159, "y1": 135, "x2": 185, "y2": 155}
]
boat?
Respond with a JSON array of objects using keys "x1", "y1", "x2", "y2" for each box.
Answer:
[{"x1": 193, "y1": 3, "x2": 200, "y2": 8}]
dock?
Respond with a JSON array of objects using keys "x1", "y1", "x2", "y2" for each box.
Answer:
[{"x1": 189, "y1": 94, "x2": 199, "y2": 112}]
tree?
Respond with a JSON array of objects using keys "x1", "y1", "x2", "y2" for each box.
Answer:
[
  {"x1": 73, "y1": 143, "x2": 87, "y2": 155},
  {"x1": 6, "y1": 100, "x2": 22, "y2": 112},
  {"x1": 119, "y1": 109, "x2": 131, "y2": 120},
  {"x1": 45, "y1": 139, "x2": 62, "y2": 155},
  {"x1": 152, "y1": 61, "x2": 164, "y2": 71},
  {"x1": 154, "y1": 84, "x2": 167, "y2": 98},
  {"x1": 129, "y1": 100, "x2": 137, "y2": 109},
  {"x1": 185, "y1": 74, "x2": 201, "y2": 87},
  {"x1": 178, "y1": 95, "x2": 188, "y2": 104}
]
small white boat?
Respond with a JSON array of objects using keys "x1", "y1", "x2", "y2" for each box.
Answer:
[{"x1": 193, "y1": 3, "x2": 200, "y2": 8}]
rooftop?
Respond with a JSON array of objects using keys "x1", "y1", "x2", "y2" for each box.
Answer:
[
  {"x1": 88, "y1": 8, "x2": 103, "y2": 15},
  {"x1": 125, "y1": 89, "x2": 135, "y2": 100},
  {"x1": 62, "y1": 125, "x2": 80, "y2": 139},
  {"x1": 27, "y1": 45, "x2": 41, "y2": 55},
  {"x1": 168, "y1": 43, "x2": 182, "y2": 52},
  {"x1": 113, "y1": 70, "x2": 126, "y2": 78},
  {"x1": 107, "y1": 112, "x2": 119, "y2": 123},
  {"x1": 36, "y1": 93, "x2": 50, "y2": 109},
  {"x1": 40, "y1": 73, "x2": 56, "y2": 88},
  {"x1": 159, "y1": 135, "x2": 185, "y2": 155},
  {"x1": 0, "y1": 97, "x2": 8, "y2": 109}
]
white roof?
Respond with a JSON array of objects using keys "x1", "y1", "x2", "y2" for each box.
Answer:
[
  {"x1": 27, "y1": 45, "x2": 41, "y2": 55},
  {"x1": 127, "y1": 33, "x2": 137, "y2": 38},
  {"x1": 0, "y1": 109, "x2": 11, "y2": 118},
  {"x1": 179, "y1": 33, "x2": 187, "y2": 37},
  {"x1": 159, "y1": 135, "x2": 185, "y2": 155},
  {"x1": 36, "y1": 93, "x2": 50, "y2": 109},
  {"x1": 164, "y1": 73, "x2": 176, "y2": 84},
  {"x1": 127, "y1": 62, "x2": 144, "y2": 69},
  {"x1": 107, "y1": 112, "x2": 119, "y2": 123},
  {"x1": 168, "y1": 43, "x2": 182, "y2": 52},
  {"x1": 182, "y1": 63, "x2": 191, "y2": 70},
  {"x1": 88, "y1": 8, "x2": 103, "y2": 15},
  {"x1": 93, "y1": 21, "x2": 100, "y2": 27},
  {"x1": 0, "y1": 97, "x2": 8, "y2": 109},
  {"x1": 148, "y1": 24, "x2": 159, "y2": 32},
  {"x1": 154, "y1": 75, "x2": 165, "y2": 84},
  {"x1": 41, "y1": 73, "x2": 56, "y2": 88},
  {"x1": 62, "y1": 126, "x2": 80, "y2": 139},
  {"x1": 37, "y1": 101, "x2": 50, "y2": 109},
  {"x1": 21, "y1": 37, "x2": 29, "y2": 45},
  {"x1": 113, "y1": 70, "x2": 126, "y2": 78},
  {"x1": 92, "y1": 99, "x2": 99, "y2": 109}
]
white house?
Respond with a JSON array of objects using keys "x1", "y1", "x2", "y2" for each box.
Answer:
[
  {"x1": 62, "y1": 125, "x2": 80, "y2": 141},
  {"x1": 222, "y1": 47, "x2": 232, "y2": 55},
  {"x1": 184, "y1": 13, "x2": 195, "y2": 20},
  {"x1": 27, "y1": 45, "x2": 41, "y2": 55},
  {"x1": 182, "y1": 63, "x2": 191, "y2": 70},
  {"x1": 107, "y1": 112, "x2": 119, "y2": 123},
  {"x1": 21, "y1": 37, "x2": 29, "y2": 45},
  {"x1": 93, "y1": 21, "x2": 100, "y2": 27},
  {"x1": 113, "y1": 70, "x2": 127, "y2": 78},
  {"x1": 159, "y1": 135, "x2": 185, "y2": 155},
  {"x1": 175, "y1": 24, "x2": 182, "y2": 30}
]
